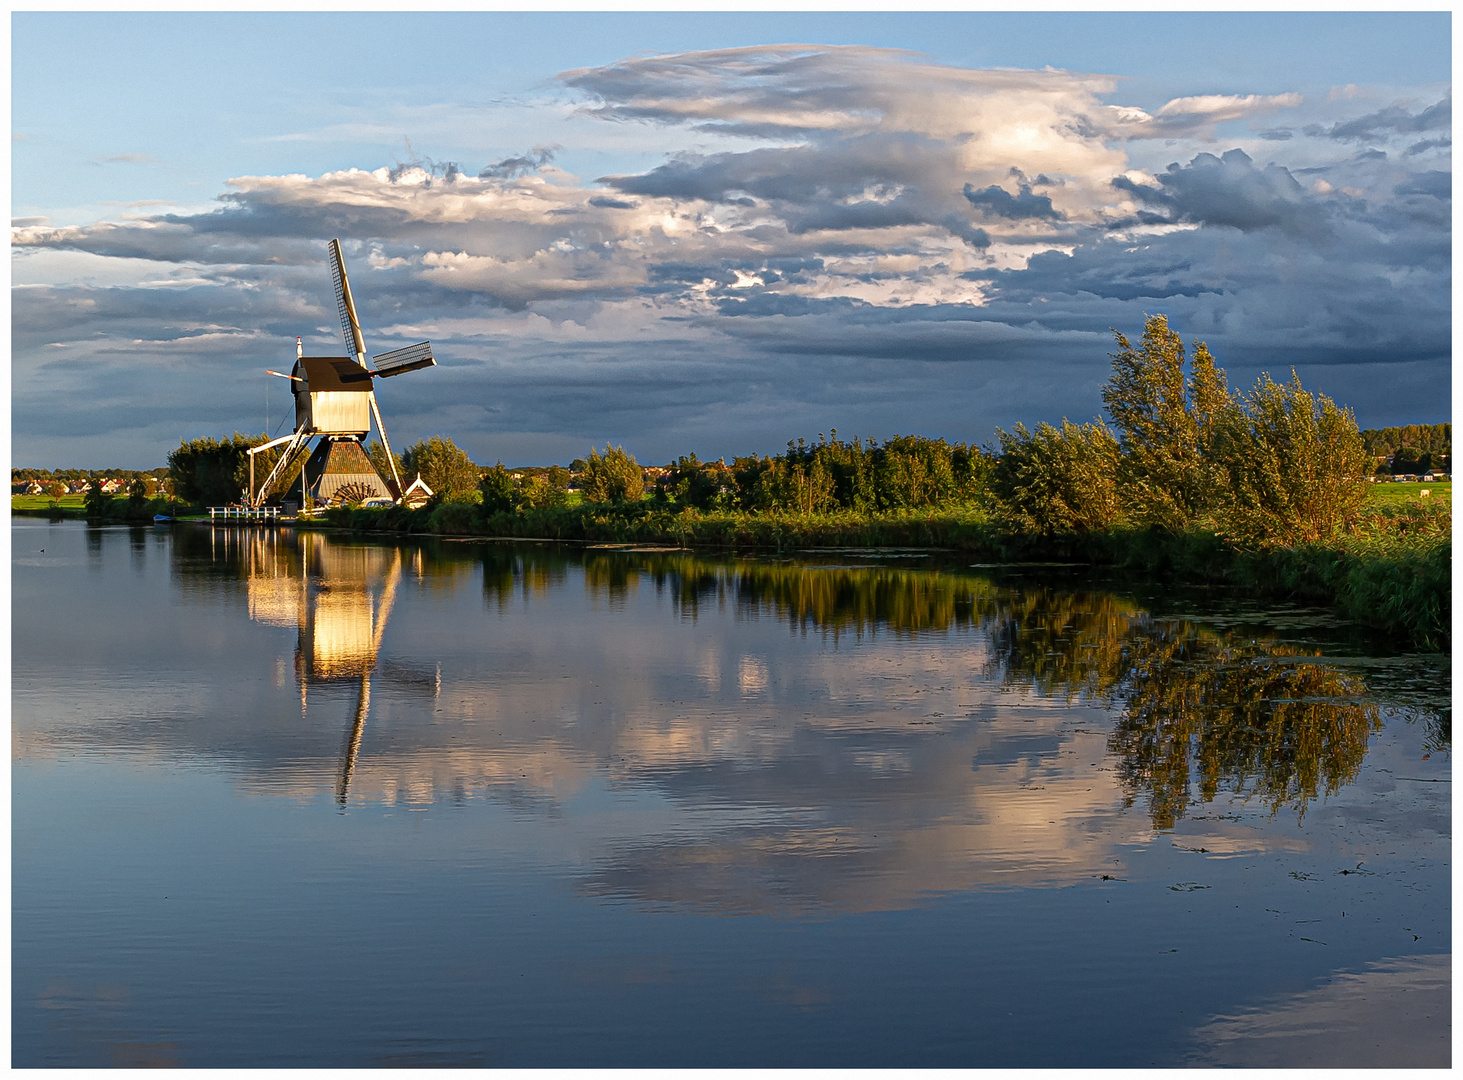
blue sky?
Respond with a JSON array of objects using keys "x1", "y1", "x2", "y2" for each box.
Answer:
[{"x1": 12, "y1": 12, "x2": 1452, "y2": 467}]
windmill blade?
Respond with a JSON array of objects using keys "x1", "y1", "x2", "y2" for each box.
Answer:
[
  {"x1": 328, "y1": 239, "x2": 367, "y2": 365},
  {"x1": 372, "y1": 341, "x2": 436, "y2": 377}
]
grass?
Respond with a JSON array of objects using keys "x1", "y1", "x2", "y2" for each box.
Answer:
[
  {"x1": 12, "y1": 494, "x2": 87, "y2": 511},
  {"x1": 1365, "y1": 480, "x2": 1450, "y2": 508}
]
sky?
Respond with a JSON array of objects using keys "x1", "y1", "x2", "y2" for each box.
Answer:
[{"x1": 11, "y1": 12, "x2": 1453, "y2": 468}]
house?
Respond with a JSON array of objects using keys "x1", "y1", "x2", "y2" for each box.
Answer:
[
  {"x1": 72, "y1": 479, "x2": 91, "y2": 493},
  {"x1": 401, "y1": 474, "x2": 434, "y2": 509},
  {"x1": 100, "y1": 479, "x2": 123, "y2": 494},
  {"x1": 26, "y1": 482, "x2": 44, "y2": 495}
]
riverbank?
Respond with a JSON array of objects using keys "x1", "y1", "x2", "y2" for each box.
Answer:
[
  {"x1": 322, "y1": 499, "x2": 1450, "y2": 652},
  {"x1": 14, "y1": 494, "x2": 1447, "y2": 650}
]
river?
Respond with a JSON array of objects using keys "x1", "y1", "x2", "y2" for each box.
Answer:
[{"x1": 12, "y1": 519, "x2": 1450, "y2": 1066}]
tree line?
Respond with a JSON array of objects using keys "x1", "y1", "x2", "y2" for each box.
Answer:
[{"x1": 157, "y1": 314, "x2": 1400, "y2": 553}]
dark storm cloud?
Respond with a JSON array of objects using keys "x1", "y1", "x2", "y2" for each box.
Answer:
[
  {"x1": 963, "y1": 181, "x2": 1062, "y2": 220},
  {"x1": 1112, "y1": 149, "x2": 1326, "y2": 238},
  {"x1": 1394, "y1": 171, "x2": 1450, "y2": 199}
]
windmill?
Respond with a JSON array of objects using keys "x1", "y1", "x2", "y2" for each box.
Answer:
[{"x1": 248, "y1": 239, "x2": 436, "y2": 509}]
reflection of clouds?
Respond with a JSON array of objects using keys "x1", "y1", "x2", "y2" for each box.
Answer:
[
  {"x1": 736, "y1": 656, "x2": 768, "y2": 695},
  {"x1": 27, "y1": 532, "x2": 1423, "y2": 919},
  {"x1": 1188, "y1": 954, "x2": 1449, "y2": 1067}
]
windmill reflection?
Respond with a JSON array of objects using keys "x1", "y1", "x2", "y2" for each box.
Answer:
[{"x1": 229, "y1": 528, "x2": 439, "y2": 803}]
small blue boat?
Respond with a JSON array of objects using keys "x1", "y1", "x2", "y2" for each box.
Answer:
[{"x1": 153, "y1": 513, "x2": 173, "y2": 523}]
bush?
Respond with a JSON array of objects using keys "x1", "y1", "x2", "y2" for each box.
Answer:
[
  {"x1": 1102, "y1": 314, "x2": 1229, "y2": 530},
  {"x1": 1213, "y1": 372, "x2": 1371, "y2": 547},
  {"x1": 402, "y1": 436, "x2": 480, "y2": 502},
  {"x1": 991, "y1": 419, "x2": 1124, "y2": 534},
  {"x1": 582, "y1": 444, "x2": 644, "y2": 503}
]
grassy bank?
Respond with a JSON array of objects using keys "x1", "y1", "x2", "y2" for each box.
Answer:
[
  {"x1": 11, "y1": 494, "x2": 184, "y2": 522},
  {"x1": 325, "y1": 497, "x2": 1450, "y2": 651}
]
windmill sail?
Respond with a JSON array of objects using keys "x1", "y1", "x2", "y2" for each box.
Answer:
[
  {"x1": 328, "y1": 239, "x2": 367, "y2": 366},
  {"x1": 372, "y1": 341, "x2": 436, "y2": 377}
]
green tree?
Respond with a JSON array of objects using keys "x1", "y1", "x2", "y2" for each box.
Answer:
[
  {"x1": 401, "y1": 436, "x2": 480, "y2": 502},
  {"x1": 1212, "y1": 371, "x2": 1370, "y2": 547},
  {"x1": 479, "y1": 463, "x2": 517, "y2": 515},
  {"x1": 169, "y1": 432, "x2": 290, "y2": 506},
  {"x1": 83, "y1": 482, "x2": 111, "y2": 519},
  {"x1": 517, "y1": 467, "x2": 570, "y2": 510},
  {"x1": 46, "y1": 481, "x2": 66, "y2": 503},
  {"x1": 991, "y1": 419, "x2": 1124, "y2": 534},
  {"x1": 581, "y1": 444, "x2": 644, "y2": 503},
  {"x1": 656, "y1": 454, "x2": 735, "y2": 510},
  {"x1": 1102, "y1": 314, "x2": 1229, "y2": 530},
  {"x1": 365, "y1": 440, "x2": 405, "y2": 491},
  {"x1": 128, "y1": 478, "x2": 149, "y2": 507}
]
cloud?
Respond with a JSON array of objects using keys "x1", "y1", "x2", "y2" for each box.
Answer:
[
  {"x1": 1111, "y1": 148, "x2": 1326, "y2": 238},
  {"x1": 477, "y1": 144, "x2": 559, "y2": 179},
  {"x1": 1105, "y1": 93, "x2": 1303, "y2": 140},
  {"x1": 1321, "y1": 95, "x2": 1450, "y2": 141},
  {"x1": 99, "y1": 152, "x2": 159, "y2": 164},
  {"x1": 9, "y1": 45, "x2": 1452, "y2": 467},
  {"x1": 963, "y1": 178, "x2": 1062, "y2": 221}
]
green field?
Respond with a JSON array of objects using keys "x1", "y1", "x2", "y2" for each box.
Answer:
[
  {"x1": 1365, "y1": 480, "x2": 1450, "y2": 508},
  {"x1": 12, "y1": 494, "x2": 87, "y2": 511}
]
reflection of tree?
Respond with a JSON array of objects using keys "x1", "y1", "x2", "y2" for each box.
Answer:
[
  {"x1": 984, "y1": 595, "x2": 1383, "y2": 827},
  {"x1": 1109, "y1": 633, "x2": 1379, "y2": 827}
]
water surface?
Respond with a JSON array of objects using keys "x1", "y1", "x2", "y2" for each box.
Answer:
[{"x1": 12, "y1": 521, "x2": 1450, "y2": 1066}]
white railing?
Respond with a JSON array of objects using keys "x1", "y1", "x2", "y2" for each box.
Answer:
[{"x1": 208, "y1": 505, "x2": 281, "y2": 523}]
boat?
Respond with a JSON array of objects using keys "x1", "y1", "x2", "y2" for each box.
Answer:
[{"x1": 153, "y1": 513, "x2": 174, "y2": 523}]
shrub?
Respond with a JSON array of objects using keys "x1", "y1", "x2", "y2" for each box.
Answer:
[
  {"x1": 991, "y1": 419, "x2": 1124, "y2": 534},
  {"x1": 1213, "y1": 372, "x2": 1370, "y2": 547},
  {"x1": 581, "y1": 444, "x2": 644, "y2": 503},
  {"x1": 1102, "y1": 314, "x2": 1229, "y2": 530},
  {"x1": 401, "y1": 436, "x2": 480, "y2": 502}
]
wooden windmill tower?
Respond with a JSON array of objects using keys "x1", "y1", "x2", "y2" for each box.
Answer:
[{"x1": 248, "y1": 240, "x2": 436, "y2": 509}]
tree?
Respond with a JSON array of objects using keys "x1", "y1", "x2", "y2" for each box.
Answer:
[
  {"x1": 84, "y1": 482, "x2": 111, "y2": 519},
  {"x1": 991, "y1": 419, "x2": 1124, "y2": 534},
  {"x1": 365, "y1": 440, "x2": 405, "y2": 492},
  {"x1": 1102, "y1": 314, "x2": 1229, "y2": 530},
  {"x1": 128, "y1": 478, "x2": 149, "y2": 506},
  {"x1": 656, "y1": 454, "x2": 735, "y2": 511},
  {"x1": 169, "y1": 433, "x2": 279, "y2": 506},
  {"x1": 401, "y1": 436, "x2": 480, "y2": 502},
  {"x1": 479, "y1": 463, "x2": 517, "y2": 515},
  {"x1": 1212, "y1": 372, "x2": 1370, "y2": 547},
  {"x1": 46, "y1": 481, "x2": 66, "y2": 503},
  {"x1": 581, "y1": 444, "x2": 644, "y2": 503}
]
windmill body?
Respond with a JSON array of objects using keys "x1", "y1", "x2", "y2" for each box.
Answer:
[{"x1": 249, "y1": 240, "x2": 435, "y2": 509}]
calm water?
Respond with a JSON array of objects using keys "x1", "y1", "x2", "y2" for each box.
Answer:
[{"x1": 12, "y1": 519, "x2": 1451, "y2": 1067}]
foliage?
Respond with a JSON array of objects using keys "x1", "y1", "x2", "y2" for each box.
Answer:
[
  {"x1": 581, "y1": 444, "x2": 644, "y2": 503},
  {"x1": 1102, "y1": 314, "x2": 1229, "y2": 530},
  {"x1": 168, "y1": 432, "x2": 294, "y2": 507},
  {"x1": 655, "y1": 454, "x2": 736, "y2": 510},
  {"x1": 1211, "y1": 372, "x2": 1371, "y2": 547},
  {"x1": 725, "y1": 431, "x2": 988, "y2": 514},
  {"x1": 990, "y1": 419, "x2": 1123, "y2": 534},
  {"x1": 401, "y1": 436, "x2": 480, "y2": 502},
  {"x1": 479, "y1": 463, "x2": 518, "y2": 515},
  {"x1": 83, "y1": 482, "x2": 111, "y2": 519},
  {"x1": 480, "y1": 461, "x2": 570, "y2": 515},
  {"x1": 1360, "y1": 423, "x2": 1450, "y2": 459},
  {"x1": 365, "y1": 440, "x2": 405, "y2": 490}
]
